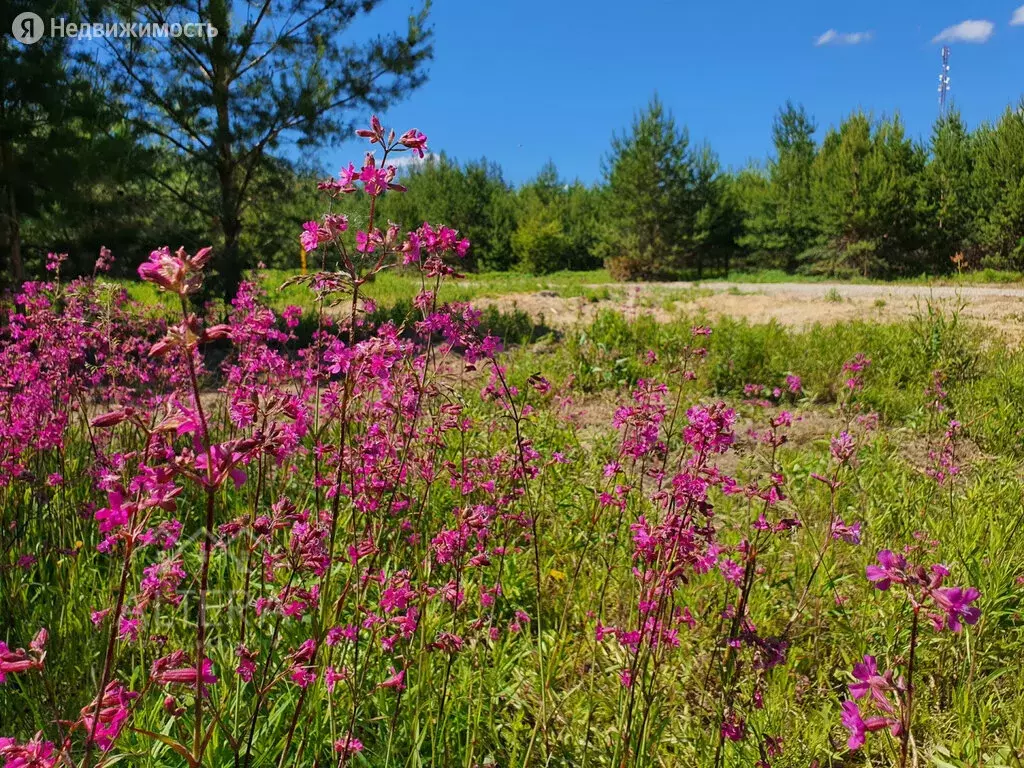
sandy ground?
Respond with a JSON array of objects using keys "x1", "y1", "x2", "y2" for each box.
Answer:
[{"x1": 480, "y1": 281, "x2": 1024, "y2": 342}]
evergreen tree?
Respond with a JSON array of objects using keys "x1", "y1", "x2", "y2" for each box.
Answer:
[
  {"x1": 512, "y1": 162, "x2": 602, "y2": 273},
  {"x1": 599, "y1": 96, "x2": 696, "y2": 280},
  {"x1": 238, "y1": 160, "x2": 324, "y2": 272},
  {"x1": 689, "y1": 143, "x2": 736, "y2": 278},
  {"x1": 513, "y1": 162, "x2": 570, "y2": 274},
  {"x1": 733, "y1": 166, "x2": 777, "y2": 268},
  {"x1": 972, "y1": 105, "x2": 1024, "y2": 269},
  {"x1": 560, "y1": 182, "x2": 603, "y2": 271},
  {"x1": 96, "y1": 0, "x2": 433, "y2": 298},
  {"x1": 809, "y1": 112, "x2": 923, "y2": 277},
  {"x1": 1, "y1": 0, "x2": 148, "y2": 283},
  {"x1": 735, "y1": 103, "x2": 817, "y2": 271},
  {"x1": 921, "y1": 108, "x2": 976, "y2": 269},
  {"x1": 769, "y1": 102, "x2": 818, "y2": 270}
]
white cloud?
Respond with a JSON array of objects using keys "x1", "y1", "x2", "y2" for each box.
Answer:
[
  {"x1": 389, "y1": 151, "x2": 437, "y2": 169},
  {"x1": 932, "y1": 19, "x2": 994, "y2": 43},
  {"x1": 1011, "y1": 5, "x2": 1024, "y2": 25},
  {"x1": 815, "y1": 28, "x2": 873, "y2": 46}
]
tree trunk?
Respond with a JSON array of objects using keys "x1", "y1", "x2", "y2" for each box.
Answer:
[
  {"x1": 210, "y1": 0, "x2": 243, "y2": 303},
  {"x1": 219, "y1": 198, "x2": 243, "y2": 301}
]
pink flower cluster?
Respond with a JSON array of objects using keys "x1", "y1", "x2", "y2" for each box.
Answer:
[
  {"x1": 866, "y1": 549, "x2": 981, "y2": 632},
  {"x1": 0, "y1": 630, "x2": 47, "y2": 685},
  {"x1": 0, "y1": 115, "x2": 988, "y2": 768},
  {"x1": 841, "y1": 655, "x2": 905, "y2": 750}
]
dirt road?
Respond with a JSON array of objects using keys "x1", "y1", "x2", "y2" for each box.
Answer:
[
  {"x1": 481, "y1": 280, "x2": 1024, "y2": 341},
  {"x1": 645, "y1": 281, "x2": 1024, "y2": 301}
]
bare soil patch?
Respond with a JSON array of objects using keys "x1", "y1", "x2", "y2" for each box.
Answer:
[
  {"x1": 477, "y1": 281, "x2": 1024, "y2": 343},
  {"x1": 481, "y1": 287, "x2": 676, "y2": 328}
]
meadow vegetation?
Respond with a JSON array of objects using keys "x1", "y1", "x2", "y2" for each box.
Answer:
[{"x1": 1, "y1": 118, "x2": 1022, "y2": 768}]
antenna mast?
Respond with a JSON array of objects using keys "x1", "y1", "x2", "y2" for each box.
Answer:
[{"x1": 938, "y1": 46, "x2": 951, "y2": 115}]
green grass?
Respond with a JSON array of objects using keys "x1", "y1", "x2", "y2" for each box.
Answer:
[
  {"x1": 112, "y1": 268, "x2": 616, "y2": 313},
  {"x1": 269, "y1": 267, "x2": 617, "y2": 306},
  {"x1": 10, "y1": 276, "x2": 1024, "y2": 767}
]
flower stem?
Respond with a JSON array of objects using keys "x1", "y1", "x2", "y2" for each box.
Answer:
[{"x1": 901, "y1": 609, "x2": 920, "y2": 768}]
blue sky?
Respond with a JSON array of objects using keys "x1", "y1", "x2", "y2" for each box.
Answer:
[{"x1": 327, "y1": 0, "x2": 1024, "y2": 186}]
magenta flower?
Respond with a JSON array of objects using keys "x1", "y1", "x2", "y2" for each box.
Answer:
[
  {"x1": 79, "y1": 681, "x2": 138, "y2": 751},
  {"x1": 0, "y1": 735, "x2": 59, "y2": 767},
  {"x1": 90, "y1": 408, "x2": 135, "y2": 429},
  {"x1": 355, "y1": 114, "x2": 385, "y2": 143},
  {"x1": 356, "y1": 230, "x2": 375, "y2": 253},
  {"x1": 840, "y1": 700, "x2": 867, "y2": 750},
  {"x1": 0, "y1": 629, "x2": 46, "y2": 684},
  {"x1": 334, "y1": 734, "x2": 364, "y2": 758},
  {"x1": 378, "y1": 667, "x2": 405, "y2": 691},
  {"x1": 94, "y1": 490, "x2": 135, "y2": 535},
  {"x1": 151, "y1": 652, "x2": 218, "y2": 695},
  {"x1": 866, "y1": 550, "x2": 981, "y2": 633},
  {"x1": 840, "y1": 699, "x2": 901, "y2": 751},
  {"x1": 300, "y1": 221, "x2": 321, "y2": 252},
  {"x1": 137, "y1": 246, "x2": 212, "y2": 295},
  {"x1": 848, "y1": 655, "x2": 898, "y2": 711},
  {"x1": 339, "y1": 162, "x2": 358, "y2": 187},
  {"x1": 683, "y1": 403, "x2": 736, "y2": 456},
  {"x1": 830, "y1": 517, "x2": 862, "y2": 545},
  {"x1": 360, "y1": 163, "x2": 389, "y2": 197},
  {"x1": 193, "y1": 441, "x2": 252, "y2": 489},
  {"x1": 719, "y1": 558, "x2": 744, "y2": 586},
  {"x1": 95, "y1": 245, "x2": 115, "y2": 272},
  {"x1": 720, "y1": 712, "x2": 745, "y2": 742},
  {"x1": 830, "y1": 431, "x2": 856, "y2": 463},
  {"x1": 928, "y1": 586, "x2": 981, "y2": 632},
  {"x1": 236, "y1": 646, "x2": 258, "y2": 683},
  {"x1": 399, "y1": 128, "x2": 428, "y2": 157},
  {"x1": 842, "y1": 353, "x2": 872, "y2": 390},
  {"x1": 865, "y1": 549, "x2": 908, "y2": 591},
  {"x1": 325, "y1": 666, "x2": 348, "y2": 693},
  {"x1": 44, "y1": 252, "x2": 67, "y2": 272}
]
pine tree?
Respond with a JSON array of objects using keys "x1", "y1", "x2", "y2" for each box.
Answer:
[
  {"x1": 733, "y1": 167, "x2": 778, "y2": 267},
  {"x1": 809, "y1": 112, "x2": 923, "y2": 277},
  {"x1": 1, "y1": 0, "x2": 139, "y2": 283},
  {"x1": 96, "y1": 0, "x2": 432, "y2": 299},
  {"x1": 599, "y1": 96, "x2": 696, "y2": 280},
  {"x1": 734, "y1": 103, "x2": 817, "y2": 272},
  {"x1": 921, "y1": 109, "x2": 976, "y2": 269},
  {"x1": 512, "y1": 163, "x2": 602, "y2": 273},
  {"x1": 690, "y1": 143, "x2": 736, "y2": 278},
  {"x1": 769, "y1": 102, "x2": 818, "y2": 270},
  {"x1": 972, "y1": 105, "x2": 1024, "y2": 269}
]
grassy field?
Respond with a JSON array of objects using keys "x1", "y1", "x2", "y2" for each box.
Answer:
[{"x1": 2, "y1": 265, "x2": 1023, "y2": 767}]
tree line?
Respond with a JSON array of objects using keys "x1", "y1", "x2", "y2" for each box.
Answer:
[
  {"x1": 4, "y1": 0, "x2": 1024, "y2": 291},
  {"x1": 378, "y1": 96, "x2": 1024, "y2": 281}
]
